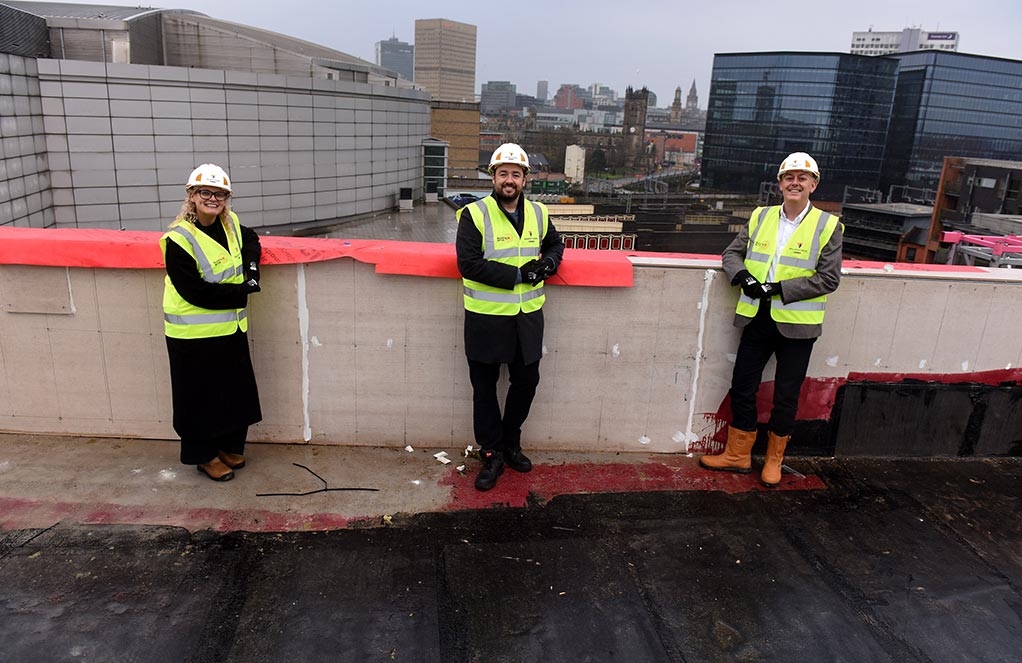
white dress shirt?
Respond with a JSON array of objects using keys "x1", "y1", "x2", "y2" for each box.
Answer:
[{"x1": 768, "y1": 202, "x2": 811, "y2": 282}]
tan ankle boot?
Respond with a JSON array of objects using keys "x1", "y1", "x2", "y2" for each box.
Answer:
[
  {"x1": 700, "y1": 426, "x2": 756, "y2": 473},
  {"x1": 218, "y1": 451, "x2": 246, "y2": 469},
  {"x1": 761, "y1": 431, "x2": 790, "y2": 487},
  {"x1": 197, "y1": 457, "x2": 234, "y2": 482}
]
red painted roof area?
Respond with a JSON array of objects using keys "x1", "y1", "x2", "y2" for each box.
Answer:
[
  {"x1": 0, "y1": 458, "x2": 824, "y2": 532},
  {"x1": 442, "y1": 458, "x2": 825, "y2": 511}
]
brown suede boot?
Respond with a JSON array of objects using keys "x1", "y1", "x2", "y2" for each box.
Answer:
[
  {"x1": 761, "y1": 431, "x2": 790, "y2": 487},
  {"x1": 699, "y1": 426, "x2": 756, "y2": 473},
  {"x1": 197, "y1": 457, "x2": 234, "y2": 482},
  {"x1": 218, "y1": 451, "x2": 246, "y2": 470}
]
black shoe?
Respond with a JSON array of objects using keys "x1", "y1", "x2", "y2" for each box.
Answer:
[
  {"x1": 504, "y1": 448, "x2": 532, "y2": 473},
  {"x1": 475, "y1": 450, "x2": 504, "y2": 491}
]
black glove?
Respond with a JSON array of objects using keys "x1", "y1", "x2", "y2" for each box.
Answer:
[
  {"x1": 731, "y1": 269, "x2": 752, "y2": 286},
  {"x1": 520, "y1": 259, "x2": 543, "y2": 286},
  {"x1": 735, "y1": 270, "x2": 763, "y2": 299},
  {"x1": 242, "y1": 278, "x2": 261, "y2": 294},
  {"x1": 534, "y1": 256, "x2": 557, "y2": 280},
  {"x1": 758, "y1": 282, "x2": 781, "y2": 298},
  {"x1": 247, "y1": 261, "x2": 260, "y2": 283}
]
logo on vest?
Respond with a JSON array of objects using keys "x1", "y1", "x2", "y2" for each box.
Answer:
[{"x1": 497, "y1": 234, "x2": 513, "y2": 242}]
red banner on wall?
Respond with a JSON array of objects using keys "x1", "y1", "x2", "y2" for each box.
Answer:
[{"x1": 0, "y1": 227, "x2": 634, "y2": 287}]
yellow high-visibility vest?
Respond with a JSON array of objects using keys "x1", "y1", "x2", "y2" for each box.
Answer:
[
  {"x1": 458, "y1": 195, "x2": 549, "y2": 316},
  {"x1": 160, "y1": 211, "x2": 248, "y2": 339},
  {"x1": 735, "y1": 206, "x2": 839, "y2": 325}
]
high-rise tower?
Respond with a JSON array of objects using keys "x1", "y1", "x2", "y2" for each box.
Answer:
[
  {"x1": 413, "y1": 18, "x2": 477, "y2": 102},
  {"x1": 375, "y1": 36, "x2": 414, "y2": 81},
  {"x1": 536, "y1": 80, "x2": 548, "y2": 103}
]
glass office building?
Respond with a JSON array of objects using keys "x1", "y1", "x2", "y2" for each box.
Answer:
[
  {"x1": 881, "y1": 52, "x2": 1022, "y2": 193},
  {"x1": 702, "y1": 53, "x2": 898, "y2": 200}
]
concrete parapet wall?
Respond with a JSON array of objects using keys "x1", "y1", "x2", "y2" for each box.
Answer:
[{"x1": 2, "y1": 255, "x2": 1022, "y2": 455}]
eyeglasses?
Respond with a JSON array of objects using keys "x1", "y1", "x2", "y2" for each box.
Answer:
[{"x1": 194, "y1": 189, "x2": 229, "y2": 201}]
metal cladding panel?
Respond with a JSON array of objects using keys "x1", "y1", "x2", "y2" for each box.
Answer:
[
  {"x1": 126, "y1": 13, "x2": 163, "y2": 65},
  {"x1": 0, "y1": 6, "x2": 50, "y2": 58}
]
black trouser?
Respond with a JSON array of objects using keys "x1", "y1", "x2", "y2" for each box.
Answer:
[
  {"x1": 468, "y1": 348, "x2": 540, "y2": 453},
  {"x1": 180, "y1": 426, "x2": 248, "y2": 465},
  {"x1": 729, "y1": 302, "x2": 816, "y2": 437}
]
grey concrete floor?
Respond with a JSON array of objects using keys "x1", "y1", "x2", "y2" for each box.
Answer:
[
  {"x1": 1, "y1": 435, "x2": 1020, "y2": 662},
  {"x1": 268, "y1": 200, "x2": 463, "y2": 244}
]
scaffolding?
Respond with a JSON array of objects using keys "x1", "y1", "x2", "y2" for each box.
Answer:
[
  {"x1": 942, "y1": 231, "x2": 1022, "y2": 267},
  {"x1": 888, "y1": 185, "x2": 936, "y2": 205},
  {"x1": 842, "y1": 186, "x2": 884, "y2": 204}
]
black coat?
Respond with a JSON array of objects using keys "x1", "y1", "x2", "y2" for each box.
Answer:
[
  {"x1": 455, "y1": 193, "x2": 565, "y2": 365},
  {"x1": 164, "y1": 217, "x2": 263, "y2": 439}
]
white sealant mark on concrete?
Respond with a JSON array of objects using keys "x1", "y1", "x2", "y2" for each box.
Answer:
[
  {"x1": 883, "y1": 264, "x2": 895, "y2": 272},
  {"x1": 65, "y1": 267, "x2": 77, "y2": 314},
  {"x1": 919, "y1": 359, "x2": 927, "y2": 370},
  {"x1": 410, "y1": 479, "x2": 422, "y2": 486},
  {"x1": 726, "y1": 353, "x2": 737, "y2": 363},
  {"x1": 0, "y1": 460, "x2": 11, "y2": 475},
  {"x1": 311, "y1": 336, "x2": 322, "y2": 347},
  {"x1": 874, "y1": 357, "x2": 883, "y2": 367},
  {"x1": 404, "y1": 445, "x2": 414, "y2": 452},
  {"x1": 130, "y1": 468, "x2": 142, "y2": 474},
  {"x1": 672, "y1": 431, "x2": 685, "y2": 444},
  {"x1": 1007, "y1": 363, "x2": 1014, "y2": 370},
  {"x1": 962, "y1": 360, "x2": 970, "y2": 372},
  {"x1": 542, "y1": 344, "x2": 548, "y2": 357},
  {"x1": 611, "y1": 343, "x2": 621, "y2": 358},
  {"x1": 158, "y1": 469, "x2": 177, "y2": 481},
  {"x1": 638, "y1": 435, "x2": 651, "y2": 445},
  {"x1": 297, "y1": 264, "x2": 312, "y2": 442},
  {"x1": 826, "y1": 355, "x2": 839, "y2": 367},
  {"x1": 680, "y1": 269, "x2": 717, "y2": 453},
  {"x1": 386, "y1": 338, "x2": 393, "y2": 349}
]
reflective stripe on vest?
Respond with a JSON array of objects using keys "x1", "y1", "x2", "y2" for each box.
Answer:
[
  {"x1": 473, "y1": 198, "x2": 543, "y2": 260},
  {"x1": 746, "y1": 207, "x2": 773, "y2": 263},
  {"x1": 463, "y1": 285, "x2": 545, "y2": 303},
  {"x1": 161, "y1": 211, "x2": 249, "y2": 338},
  {"x1": 167, "y1": 225, "x2": 245, "y2": 283},
  {"x1": 460, "y1": 196, "x2": 548, "y2": 316},
  {"x1": 735, "y1": 206, "x2": 838, "y2": 325},
  {"x1": 164, "y1": 309, "x2": 248, "y2": 325}
]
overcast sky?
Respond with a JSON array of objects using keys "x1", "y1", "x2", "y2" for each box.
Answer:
[{"x1": 55, "y1": 0, "x2": 1022, "y2": 106}]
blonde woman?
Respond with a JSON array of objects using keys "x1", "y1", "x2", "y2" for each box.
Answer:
[{"x1": 160, "y1": 164, "x2": 262, "y2": 482}]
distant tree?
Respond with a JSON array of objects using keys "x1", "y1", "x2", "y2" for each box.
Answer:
[{"x1": 588, "y1": 149, "x2": 607, "y2": 172}]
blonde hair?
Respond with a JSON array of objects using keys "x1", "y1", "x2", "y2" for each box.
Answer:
[{"x1": 169, "y1": 188, "x2": 234, "y2": 239}]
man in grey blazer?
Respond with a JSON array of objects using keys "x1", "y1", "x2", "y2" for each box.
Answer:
[{"x1": 700, "y1": 152, "x2": 843, "y2": 486}]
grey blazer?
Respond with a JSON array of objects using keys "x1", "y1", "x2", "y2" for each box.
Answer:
[{"x1": 721, "y1": 205, "x2": 843, "y2": 339}]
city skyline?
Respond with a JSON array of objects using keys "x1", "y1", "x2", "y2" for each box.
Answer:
[{"x1": 32, "y1": 0, "x2": 1022, "y2": 109}]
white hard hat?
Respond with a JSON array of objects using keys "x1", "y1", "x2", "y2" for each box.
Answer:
[
  {"x1": 489, "y1": 143, "x2": 530, "y2": 174},
  {"x1": 777, "y1": 152, "x2": 820, "y2": 181},
  {"x1": 186, "y1": 164, "x2": 232, "y2": 192}
]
